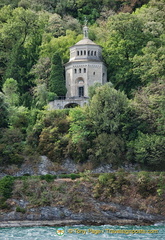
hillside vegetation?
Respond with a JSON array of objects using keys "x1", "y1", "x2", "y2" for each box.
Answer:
[
  {"x1": 0, "y1": 171, "x2": 165, "y2": 220},
  {"x1": 0, "y1": 0, "x2": 165, "y2": 172}
]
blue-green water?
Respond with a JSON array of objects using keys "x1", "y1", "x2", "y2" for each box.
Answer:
[{"x1": 0, "y1": 224, "x2": 165, "y2": 240}]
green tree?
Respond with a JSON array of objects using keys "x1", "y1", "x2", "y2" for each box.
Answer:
[
  {"x1": 40, "y1": 30, "x2": 82, "y2": 63},
  {"x1": 0, "y1": 0, "x2": 19, "y2": 8},
  {"x1": 87, "y1": 84, "x2": 129, "y2": 166},
  {"x1": 9, "y1": 106, "x2": 30, "y2": 134},
  {"x1": 133, "y1": 38, "x2": 165, "y2": 84},
  {"x1": 132, "y1": 1, "x2": 165, "y2": 85},
  {"x1": 33, "y1": 83, "x2": 56, "y2": 109},
  {"x1": 0, "y1": 92, "x2": 9, "y2": 128},
  {"x1": 45, "y1": 13, "x2": 65, "y2": 37},
  {"x1": 88, "y1": 82, "x2": 102, "y2": 100},
  {"x1": 88, "y1": 133, "x2": 125, "y2": 167},
  {"x1": 69, "y1": 107, "x2": 93, "y2": 143},
  {"x1": 63, "y1": 15, "x2": 81, "y2": 33},
  {"x1": 126, "y1": 82, "x2": 165, "y2": 167},
  {"x1": 88, "y1": 83, "x2": 129, "y2": 135},
  {"x1": 0, "y1": 175, "x2": 15, "y2": 208},
  {"x1": 66, "y1": 107, "x2": 94, "y2": 163},
  {"x1": 2, "y1": 78, "x2": 30, "y2": 133},
  {"x1": 135, "y1": 1, "x2": 165, "y2": 38},
  {"x1": 0, "y1": 128, "x2": 24, "y2": 165},
  {"x1": 2, "y1": 78, "x2": 19, "y2": 106},
  {"x1": 38, "y1": 110, "x2": 70, "y2": 162},
  {"x1": 31, "y1": 57, "x2": 57, "y2": 107},
  {"x1": 1, "y1": 7, "x2": 47, "y2": 106},
  {"x1": 131, "y1": 82, "x2": 165, "y2": 135},
  {"x1": 133, "y1": 132, "x2": 165, "y2": 170},
  {"x1": 49, "y1": 52, "x2": 66, "y2": 96},
  {"x1": 102, "y1": 13, "x2": 148, "y2": 96},
  {"x1": 31, "y1": 57, "x2": 51, "y2": 86}
]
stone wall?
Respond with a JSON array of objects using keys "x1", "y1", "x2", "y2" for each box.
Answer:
[{"x1": 48, "y1": 98, "x2": 89, "y2": 109}]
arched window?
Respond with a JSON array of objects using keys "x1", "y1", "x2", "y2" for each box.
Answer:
[
  {"x1": 74, "y1": 69, "x2": 77, "y2": 74},
  {"x1": 77, "y1": 51, "x2": 79, "y2": 56},
  {"x1": 91, "y1": 51, "x2": 93, "y2": 56},
  {"x1": 84, "y1": 68, "x2": 86, "y2": 73},
  {"x1": 93, "y1": 72, "x2": 95, "y2": 75},
  {"x1": 88, "y1": 50, "x2": 90, "y2": 56},
  {"x1": 94, "y1": 51, "x2": 96, "y2": 56},
  {"x1": 84, "y1": 50, "x2": 86, "y2": 55},
  {"x1": 81, "y1": 50, "x2": 83, "y2": 55},
  {"x1": 78, "y1": 79, "x2": 84, "y2": 84},
  {"x1": 76, "y1": 77, "x2": 84, "y2": 85},
  {"x1": 79, "y1": 68, "x2": 81, "y2": 73}
]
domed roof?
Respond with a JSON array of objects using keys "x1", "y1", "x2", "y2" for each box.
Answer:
[{"x1": 75, "y1": 38, "x2": 97, "y2": 45}]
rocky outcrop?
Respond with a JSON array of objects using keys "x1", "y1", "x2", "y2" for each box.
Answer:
[
  {"x1": 0, "y1": 156, "x2": 139, "y2": 178},
  {"x1": 0, "y1": 157, "x2": 79, "y2": 178},
  {"x1": 0, "y1": 201, "x2": 165, "y2": 227},
  {"x1": 0, "y1": 158, "x2": 164, "y2": 227}
]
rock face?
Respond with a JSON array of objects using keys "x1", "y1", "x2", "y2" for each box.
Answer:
[
  {"x1": 0, "y1": 157, "x2": 164, "y2": 227},
  {"x1": 0, "y1": 201, "x2": 165, "y2": 226},
  {"x1": 0, "y1": 156, "x2": 79, "y2": 177},
  {"x1": 0, "y1": 156, "x2": 139, "y2": 178}
]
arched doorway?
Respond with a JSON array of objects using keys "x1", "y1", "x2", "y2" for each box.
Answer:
[
  {"x1": 64, "y1": 103, "x2": 79, "y2": 108},
  {"x1": 76, "y1": 77, "x2": 84, "y2": 97}
]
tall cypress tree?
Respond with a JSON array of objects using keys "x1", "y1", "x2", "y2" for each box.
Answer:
[
  {"x1": 0, "y1": 92, "x2": 9, "y2": 128},
  {"x1": 49, "y1": 52, "x2": 67, "y2": 97}
]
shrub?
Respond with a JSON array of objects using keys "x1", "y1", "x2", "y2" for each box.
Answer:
[
  {"x1": 89, "y1": 133, "x2": 126, "y2": 167},
  {"x1": 98, "y1": 173, "x2": 114, "y2": 185},
  {"x1": 134, "y1": 133, "x2": 165, "y2": 170},
  {"x1": 157, "y1": 173, "x2": 165, "y2": 197},
  {"x1": 0, "y1": 176, "x2": 15, "y2": 208},
  {"x1": 0, "y1": 176, "x2": 15, "y2": 199},
  {"x1": 0, "y1": 128, "x2": 24, "y2": 165},
  {"x1": 16, "y1": 206, "x2": 26, "y2": 213},
  {"x1": 137, "y1": 171, "x2": 157, "y2": 197},
  {"x1": 94, "y1": 171, "x2": 130, "y2": 200},
  {"x1": 40, "y1": 174, "x2": 57, "y2": 182},
  {"x1": 70, "y1": 173, "x2": 80, "y2": 180}
]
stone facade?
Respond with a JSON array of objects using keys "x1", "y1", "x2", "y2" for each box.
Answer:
[{"x1": 49, "y1": 24, "x2": 107, "y2": 109}]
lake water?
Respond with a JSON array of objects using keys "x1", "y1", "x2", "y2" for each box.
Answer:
[{"x1": 0, "y1": 224, "x2": 165, "y2": 240}]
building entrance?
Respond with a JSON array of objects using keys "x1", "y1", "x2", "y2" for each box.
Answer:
[{"x1": 78, "y1": 86, "x2": 84, "y2": 97}]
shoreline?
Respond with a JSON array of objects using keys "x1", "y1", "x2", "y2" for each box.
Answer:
[{"x1": 0, "y1": 219, "x2": 162, "y2": 228}]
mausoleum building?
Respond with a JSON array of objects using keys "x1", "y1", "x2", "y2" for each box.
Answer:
[{"x1": 49, "y1": 24, "x2": 107, "y2": 109}]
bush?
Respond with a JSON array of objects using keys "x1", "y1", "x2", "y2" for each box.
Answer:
[
  {"x1": 70, "y1": 173, "x2": 81, "y2": 180},
  {"x1": 134, "y1": 133, "x2": 165, "y2": 170},
  {"x1": 157, "y1": 173, "x2": 165, "y2": 197},
  {"x1": 47, "y1": 92, "x2": 56, "y2": 101},
  {"x1": 0, "y1": 128, "x2": 24, "y2": 165},
  {"x1": 94, "y1": 171, "x2": 130, "y2": 200},
  {"x1": 0, "y1": 176, "x2": 15, "y2": 199},
  {"x1": 98, "y1": 173, "x2": 115, "y2": 185},
  {"x1": 16, "y1": 206, "x2": 26, "y2": 213},
  {"x1": 89, "y1": 133, "x2": 125, "y2": 167},
  {"x1": 58, "y1": 173, "x2": 81, "y2": 179},
  {"x1": 0, "y1": 176, "x2": 15, "y2": 208},
  {"x1": 40, "y1": 174, "x2": 57, "y2": 182},
  {"x1": 137, "y1": 171, "x2": 157, "y2": 197}
]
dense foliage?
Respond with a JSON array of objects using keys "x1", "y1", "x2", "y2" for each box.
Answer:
[{"x1": 0, "y1": 0, "x2": 164, "y2": 170}]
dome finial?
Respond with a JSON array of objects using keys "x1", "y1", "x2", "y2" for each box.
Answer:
[
  {"x1": 84, "y1": 16, "x2": 88, "y2": 26},
  {"x1": 83, "y1": 17, "x2": 88, "y2": 38}
]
